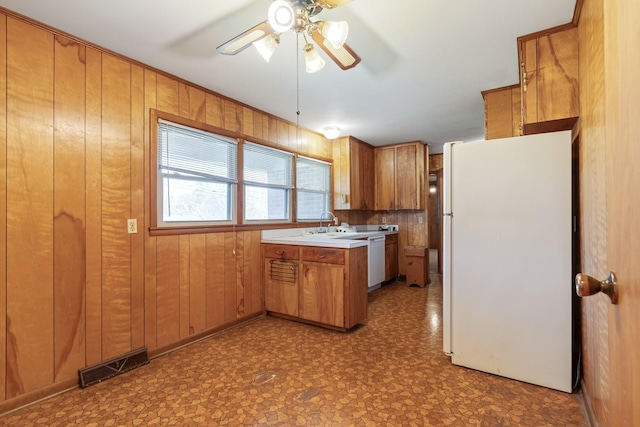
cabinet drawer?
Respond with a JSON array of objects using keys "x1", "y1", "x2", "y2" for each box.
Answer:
[
  {"x1": 385, "y1": 234, "x2": 398, "y2": 245},
  {"x1": 263, "y1": 244, "x2": 299, "y2": 260},
  {"x1": 302, "y1": 247, "x2": 345, "y2": 264}
]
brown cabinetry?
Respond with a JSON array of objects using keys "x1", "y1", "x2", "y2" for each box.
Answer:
[
  {"x1": 518, "y1": 25, "x2": 579, "y2": 135},
  {"x1": 482, "y1": 84, "x2": 522, "y2": 140},
  {"x1": 374, "y1": 142, "x2": 425, "y2": 211},
  {"x1": 384, "y1": 233, "x2": 399, "y2": 282},
  {"x1": 264, "y1": 245, "x2": 300, "y2": 317},
  {"x1": 333, "y1": 136, "x2": 374, "y2": 210},
  {"x1": 263, "y1": 244, "x2": 368, "y2": 330}
]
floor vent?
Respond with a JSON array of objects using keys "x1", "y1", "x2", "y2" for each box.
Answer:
[{"x1": 79, "y1": 347, "x2": 149, "y2": 388}]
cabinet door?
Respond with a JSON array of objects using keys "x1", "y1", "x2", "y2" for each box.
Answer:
[
  {"x1": 353, "y1": 140, "x2": 374, "y2": 210},
  {"x1": 264, "y1": 259, "x2": 299, "y2": 317},
  {"x1": 384, "y1": 236, "x2": 399, "y2": 282},
  {"x1": 396, "y1": 144, "x2": 422, "y2": 210},
  {"x1": 374, "y1": 147, "x2": 396, "y2": 210},
  {"x1": 520, "y1": 27, "x2": 579, "y2": 128},
  {"x1": 484, "y1": 88, "x2": 515, "y2": 140},
  {"x1": 301, "y1": 263, "x2": 344, "y2": 327}
]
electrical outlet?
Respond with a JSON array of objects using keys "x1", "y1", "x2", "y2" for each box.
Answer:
[
  {"x1": 127, "y1": 218, "x2": 138, "y2": 234},
  {"x1": 381, "y1": 216, "x2": 387, "y2": 224},
  {"x1": 418, "y1": 216, "x2": 424, "y2": 224}
]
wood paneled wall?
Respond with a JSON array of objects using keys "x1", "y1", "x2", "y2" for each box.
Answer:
[{"x1": 0, "y1": 11, "x2": 332, "y2": 409}]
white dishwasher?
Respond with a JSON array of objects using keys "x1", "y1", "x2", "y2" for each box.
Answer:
[{"x1": 367, "y1": 235, "x2": 386, "y2": 292}]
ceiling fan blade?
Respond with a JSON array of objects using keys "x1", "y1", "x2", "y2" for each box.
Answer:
[
  {"x1": 311, "y1": 30, "x2": 361, "y2": 70},
  {"x1": 217, "y1": 21, "x2": 275, "y2": 55},
  {"x1": 317, "y1": 0, "x2": 355, "y2": 9}
]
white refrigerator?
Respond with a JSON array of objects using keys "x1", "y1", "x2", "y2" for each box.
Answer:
[{"x1": 442, "y1": 131, "x2": 573, "y2": 393}]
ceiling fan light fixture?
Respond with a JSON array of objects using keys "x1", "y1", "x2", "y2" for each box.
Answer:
[
  {"x1": 268, "y1": 0, "x2": 295, "y2": 33},
  {"x1": 253, "y1": 33, "x2": 280, "y2": 62},
  {"x1": 323, "y1": 126, "x2": 341, "y2": 139},
  {"x1": 318, "y1": 21, "x2": 349, "y2": 49},
  {"x1": 304, "y1": 43, "x2": 325, "y2": 73}
]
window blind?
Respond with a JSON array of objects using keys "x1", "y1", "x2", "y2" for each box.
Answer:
[{"x1": 158, "y1": 120, "x2": 237, "y2": 183}]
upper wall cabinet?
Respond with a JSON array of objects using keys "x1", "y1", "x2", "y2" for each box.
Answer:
[
  {"x1": 482, "y1": 84, "x2": 522, "y2": 140},
  {"x1": 518, "y1": 25, "x2": 579, "y2": 135},
  {"x1": 374, "y1": 142, "x2": 425, "y2": 211},
  {"x1": 333, "y1": 136, "x2": 375, "y2": 210}
]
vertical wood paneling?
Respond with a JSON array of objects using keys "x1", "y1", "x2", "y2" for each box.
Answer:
[
  {"x1": 189, "y1": 234, "x2": 206, "y2": 334},
  {"x1": 277, "y1": 120, "x2": 289, "y2": 148},
  {"x1": 206, "y1": 233, "x2": 225, "y2": 329},
  {"x1": 143, "y1": 70, "x2": 158, "y2": 350},
  {"x1": 189, "y1": 87, "x2": 206, "y2": 123},
  {"x1": 242, "y1": 106, "x2": 254, "y2": 136},
  {"x1": 224, "y1": 99, "x2": 240, "y2": 133},
  {"x1": 178, "y1": 83, "x2": 189, "y2": 118},
  {"x1": 156, "y1": 236, "x2": 180, "y2": 347},
  {"x1": 242, "y1": 232, "x2": 254, "y2": 315},
  {"x1": 251, "y1": 230, "x2": 263, "y2": 313},
  {"x1": 84, "y1": 47, "x2": 103, "y2": 366},
  {"x1": 6, "y1": 18, "x2": 54, "y2": 397},
  {"x1": 205, "y1": 93, "x2": 223, "y2": 128},
  {"x1": 101, "y1": 54, "x2": 132, "y2": 359},
  {"x1": 252, "y1": 110, "x2": 264, "y2": 140},
  {"x1": 130, "y1": 64, "x2": 145, "y2": 350},
  {"x1": 53, "y1": 35, "x2": 86, "y2": 383},
  {"x1": 224, "y1": 233, "x2": 237, "y2": 322},
  {"x1": 156, "y1": 74, "x2": 179, "y2": 116},
  {"x1": 179, "y1": 235, "x2": 190, "y2": 339},
  {"x1": 235, "y1": 233, "x2": 245, "y2": 317},
  {"x1": 0, "y1": 13, "x2": 7, "y2": 401}
]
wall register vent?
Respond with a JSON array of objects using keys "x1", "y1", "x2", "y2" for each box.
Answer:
[{"x1": 79, "y1": 347, "x2": 150, "y2": 388}]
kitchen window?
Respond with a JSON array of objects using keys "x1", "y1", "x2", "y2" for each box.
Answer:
[
  {"x1": 296, "y1": 156, "x2": 331, "y2": 221},
  {"x1": 243, "y1": 142, "x2": 293, "y2": 222},
  {"x1": 156, "y1": 119, "x2": 238, "y2": 226}
]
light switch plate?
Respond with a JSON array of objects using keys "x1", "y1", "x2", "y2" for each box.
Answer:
[
  {"x1": 127, "y1": 219, "x2": 138, "y2": 234},
  {"x1": 382, "y1": 217, "x2": 387, "y2": 224},
  {"x1": 418, "y1": 216, "x2": 424, "y2": 224}
]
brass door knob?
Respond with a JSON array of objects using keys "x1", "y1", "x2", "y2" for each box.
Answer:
[{"x1": 575, "y1": 272, "x2": 618, "y2": 304}]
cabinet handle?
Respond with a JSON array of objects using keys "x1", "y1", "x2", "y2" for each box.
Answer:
[{"x1": 318, "y1": 255, "x2": 327, "y2": 259}]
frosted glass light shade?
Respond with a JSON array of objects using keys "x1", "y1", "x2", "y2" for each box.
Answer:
[
  {"x1": 319, "y1": 21, "x2": 349, "y2": 49},
  {"x1": 323, "y1": 126, "x2": 341, "y2": 140},
  {"x1": 268, "y1": 0, "x2": 294, "y2": 33},
  {"x1": 304, "y1": 43, "x2": 325, "y2": 73},
  {"x1": 253, "y1": 34, "x2": 280, "y2": 62}
]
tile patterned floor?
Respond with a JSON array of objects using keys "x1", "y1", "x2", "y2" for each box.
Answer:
[{"x1": 1, "y1": 277, "x2": 586, "y2": 426}]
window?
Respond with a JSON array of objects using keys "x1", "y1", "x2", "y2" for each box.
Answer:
[
  {"x1": 296, "y1": 156, "x2": 331, "y2": 221},
  {"x1": 243, "y1": 142, "x2": 293, "y2": 222},
  {"x1": 157, "y1": 120, "x2": 237, "y2": 226}
]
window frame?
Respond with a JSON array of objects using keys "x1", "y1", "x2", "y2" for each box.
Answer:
[
  {"x1": 242, "y1": 141, "x2": 295, "y2": 224},
  {"x1": 296, "y1": 155, "x2": 332, "y2": 222},
  {"x1": 149, "y1": 110, "x2": 334, "y2": 236}
]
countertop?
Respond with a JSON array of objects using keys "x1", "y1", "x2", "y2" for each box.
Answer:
[{"x1": 261, "y1": 229, "x2": 398, "y2": 249}]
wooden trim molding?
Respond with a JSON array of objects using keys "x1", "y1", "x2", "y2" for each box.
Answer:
[
  {"x1": 573, "y1": 0, "x2": 585, "y2": 26},
  {"x1": 0, "y1": 378, "x2": 78, "y2": 416},
  {"x1": 516, "y1": 22, "x2": 577, "y2": 44}
]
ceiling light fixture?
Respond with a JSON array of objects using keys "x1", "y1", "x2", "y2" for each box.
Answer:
[
  {"x1": 304, "y1": 43, "x2": 325, "y2": 73},
  {"x1": 323, "y1": 126, "x2": 341, "y2": 139},
  {"x1": 219, "y1": 1, "x2": 360, "y2": 73},
  {"x1": 267, "y1": 0, "x2": 295, "y2": 33},
  {"x1": 253, "y1": 33, "x2": 280, "y2": 62},
  {"x1": 318, "y1": 20, "x2": 349, "y2": 49}
]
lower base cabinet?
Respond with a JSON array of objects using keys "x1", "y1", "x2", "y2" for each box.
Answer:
[{"x1": 263, "y1": 244, "x2": 368, "y2": 330}]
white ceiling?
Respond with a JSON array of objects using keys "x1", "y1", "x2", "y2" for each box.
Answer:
[{"x1": 0, "y1": 0, "x2": 576, "y2": 153}]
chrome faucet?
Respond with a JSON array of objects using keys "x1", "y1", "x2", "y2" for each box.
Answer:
[{"x1": 318, "y1": 211, "x2": 337, "y2": 233}]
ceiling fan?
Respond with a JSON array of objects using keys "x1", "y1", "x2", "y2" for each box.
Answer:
[{"x1": 217, "y1": 0, "x2": 361, "y2": 73}]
